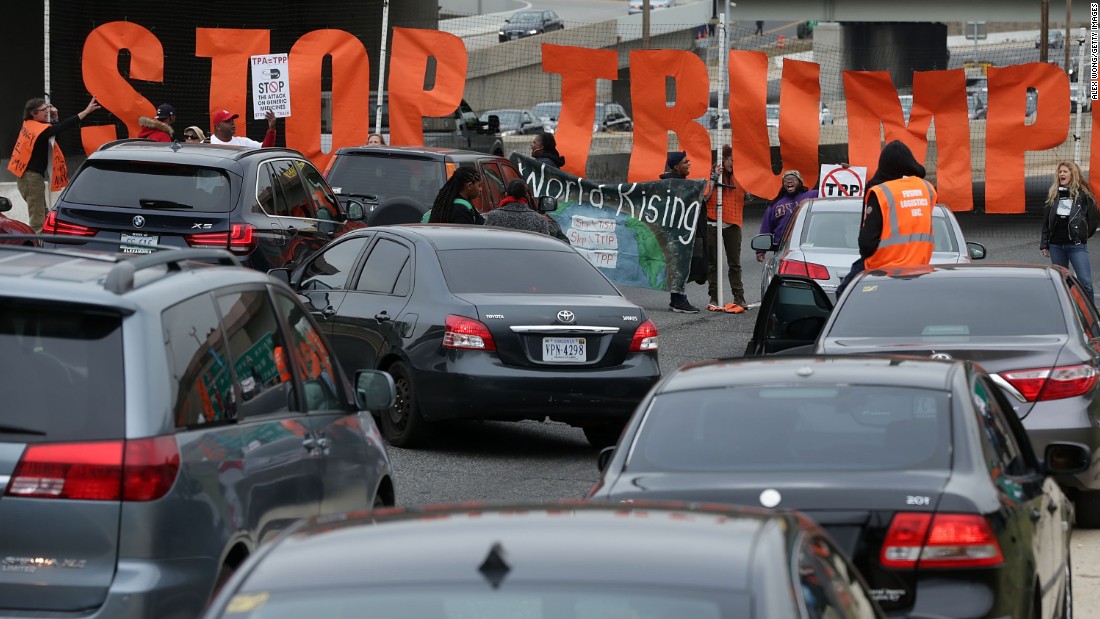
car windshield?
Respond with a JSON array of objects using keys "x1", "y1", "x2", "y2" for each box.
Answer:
[
  {"x1": 1, "y1": 299, "x2": 125, "y2": 442},
  {"x1": 512, "y1": 11, "x2": 542, "y2": 22},
  {"x1": 438, "y1": 249, "x2": 620, "y2": 295},
  {"x1": 326, "y1": 155, "x2": 446, "y2": 207},
  {"x1": 533, "y1": 103, "x2": 561, "y2": 119},
  {"x1": 481, "y1": 110, "x2": 523, "y2": 127},
  {"x1": 828, "y1": 275, "x2": 1065, "y2": 337},
  {"x1": 628, "y1": 385, "x2": 951, "y2": 472},
  {"x1": 214, "y1": 585, "x2": 740, "y2": 619},
  {"x1": 63, "y1": 162, "x2": 233, "y2": 212}
]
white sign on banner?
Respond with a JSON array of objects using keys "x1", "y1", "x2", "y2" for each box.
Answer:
[
  {"x1": 819, "y1": 164, "x2": 868, "y2": 198},
  {"x1": 250, "y1": 54, "x2": 291, "y2": 119}
]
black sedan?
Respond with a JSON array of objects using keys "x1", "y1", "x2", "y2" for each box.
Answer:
[
  {"x1": 590, "y1": 355, "x2": 1088, "y2": 619},
  {"x1": 747, "y1": 265, "x2": 1100, "y2": 529},
  {"x1": 498, "y1": 9, "x2": 564, "y2": 42},
  {"x1": 202, "y1": 502, "x2": 886, "y2": 619},
  {"x1": 274, "y1": 225, "x2": 661, "y2": 448}
]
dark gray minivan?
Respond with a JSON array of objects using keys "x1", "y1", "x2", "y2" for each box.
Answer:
[{"x1": 0, "y1": 245, "x2": 396, "y2": 618}]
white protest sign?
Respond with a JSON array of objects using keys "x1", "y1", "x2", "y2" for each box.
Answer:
[
  {"x1": 819, "y1": 164, "x2": 867, "y2": 198},
  {"x1": 250, "y1": 54, "x2": 291, "y2": 118}
]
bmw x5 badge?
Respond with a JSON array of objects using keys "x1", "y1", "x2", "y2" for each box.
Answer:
[
  {"x1": 556, "y1": 310, "x2": 575, "y2": 324},
  {"x1": 132, "y1": 215, "x2": 145, "y2": 228}
]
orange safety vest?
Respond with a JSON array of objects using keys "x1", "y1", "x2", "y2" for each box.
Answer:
[
  {"x1": 864, "y1": 176, "x2": 937, "y2": 271},
  {"x1": 7, "y1": 120, "x2": 70, "y2": 191},
  {"x1": 706, "y1": 176, "x2": 744, "y2": 226}
]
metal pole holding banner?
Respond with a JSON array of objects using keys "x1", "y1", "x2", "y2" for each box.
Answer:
[
  {"x1": 1075, "y1": 30, "x2": 1088, "y2": 163},
  {"x1": 374, "y1": 0, "x2": 391, "y2": 135},
  {"x1": 713, "y1": 2, "x2": 730, "y2": 306}
]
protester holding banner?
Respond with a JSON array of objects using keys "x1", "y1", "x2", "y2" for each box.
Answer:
[
  {"x1": 8, "y1": 96, "x2": 100, "y2": 232},
  {"x1": 209, "y1": 109, "x2": 277, "y2": 147},
  {"x1": 756, "y1": 170, "x2": 817, "y2": 263},
  {"x1": 138, "y1": 103, "x2": 176, "y2": 142},
  {"x1": 532, "y1": 132, "x2": 565, "y2": 169},
  {"x1": 426, "y1": 167, "x2": 485, "y2": 225},
  {"x1": 836, "y1": 140, "x2": 936, "y2": 298},
  {"x1": 1040, "y1": 160, "x2": 1099, "y2": 299},
  {"x1": 661, "y1": 151, "x2": 705, "y2": 314},
  {"x1": 705, "y1": 145, "x2": 747, "y2": 314}
]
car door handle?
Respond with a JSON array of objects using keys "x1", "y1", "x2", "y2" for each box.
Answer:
[
  {"x1": 1030, "y1": 507, "x2": 1042, "y2": 522},
  {"x1": 286, "y1": 226, "x2": 299, "y2": 236},
  {"x1": 321, "y1": 306, "x2": 337, "y2": 317},
  {"x1": 375, "y1": 312, "x2": 391, "y2": 322}
]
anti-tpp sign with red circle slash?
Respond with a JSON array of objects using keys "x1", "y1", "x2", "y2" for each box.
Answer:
[{"x1": 819, "y1": 164, "x2": 867, "y2": 198}]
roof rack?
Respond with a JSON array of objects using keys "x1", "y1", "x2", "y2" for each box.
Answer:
[
  {"x1": 104, "y1": 248, "x2": 239, "y2": 294},
  {"x1": 96, "y1": 138, "x2": 155, "y2": 152},
  {"x1": 234, "y1": 146, "x2": 302, "y2": 161}
]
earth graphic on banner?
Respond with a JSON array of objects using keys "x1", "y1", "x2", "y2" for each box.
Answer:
[{"x1": 549, "y1": 202, "x2": 668, "y2": 290}]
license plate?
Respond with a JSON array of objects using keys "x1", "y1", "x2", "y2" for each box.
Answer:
[
  {"x1": 120, "y1": 232, "x2": 159, "y2": 254},
  {"x1": 543, "y1": 337, "x2": 586, "y2": 363}
]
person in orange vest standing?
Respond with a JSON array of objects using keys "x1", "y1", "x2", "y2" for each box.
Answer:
[
  {"x1": 705, "y1": 145, "x2": 748, "y2": 314},
  {"x1": 8, "y1": 96, "x2": 100, "y2": 232},
  {"x1": 836, "y1": 140, "x2": 936, "y2": 297}
]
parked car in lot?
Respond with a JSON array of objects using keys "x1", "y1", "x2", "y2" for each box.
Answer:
[
  {"x1": 42, "y1": 140, "x2": 366, "y2": 271},
  {"x1": 765, "y1": 102, "x2": 833, "y2": 127},
  {"x1": 746, "y1": 264, "x2": 1100, "y2": 528},
  {"x1": 498, "y1": 9, "x2": 564, "y2": 42},
  {"x1": 270, "y1": 225, "x2": 661, "y2": 447},
  {"x1": 750, "y1": 197, "x2": 986, "y2": 300},
  {"x1": 628, "y1": 0, "x2": 677, "y2": 14},
  {"x1": 362, "y1": 91, "x2": 505, "y2": 155},
  {"x1": 203, "y1": 501, "x2": 886, "y2": 619},
  {"x1": 532, "y1": 101, "x2": 633, "y2": 133},
  {"x1": 1037, "y1": 28, "x2": 1065, "y2": 49},
  {"x1": 0, "y1": 196, "x2": 37, "y2": 245},
  {"x1": 478, "y1": 108, "x2": 546, "y2": 136},
  {"x1": 591, "y1": 355, "x2": 1086, "y2": 619},
  {"x1": 324, "y1": 145, "x2": 540, "y2": 225},
  {"x1": 0, "y1": 244, "x2": 396, "y2": 619}
]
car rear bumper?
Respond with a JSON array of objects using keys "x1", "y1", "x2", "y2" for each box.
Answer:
[
  {"x1": 412, "y1": 353, "x2": 660, "y2": 421},
  {"x1": 0, "y1": 557, "x2": 216, "y2": 619}
]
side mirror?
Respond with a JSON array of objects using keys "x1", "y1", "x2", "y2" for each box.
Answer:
[
  {"x1": 537, "y1": 196, "x2": 557, "y2": 213},
  {"x1": 750, "y1": 233, "x2": 774, "y2": 252},
  {"x1": 967, "y1": 241, "x2": 986, "y2": 260},
  {"x1": 345, "y1": 200, "x2": 366, "y2": 221},
  {"x1": 596, "y1": 446, "x2": 615, "y2": 473},
  {"x1": 355, "y1": 369, "x2": 397, "y2": 411},
  {"x1": 268, "y1": 267, "x2": 292, "y2": 286},
  {"x1": 0, "y1": 196, "x2": 11, "y2": 213},
  {"x1": 1044, "y1": 442, "x2": 1091, "y2": 475}
]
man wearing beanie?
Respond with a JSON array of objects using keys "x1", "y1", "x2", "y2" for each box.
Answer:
[
  {"x1": 138, "y1": 103, "x2": 176, "y2": 143},
  {"x1": 661, "y1": 151, "x2": 703, "y2": 313},
  {"x1": 756, "y1": 169, "x2": 817, "y2": 262}
]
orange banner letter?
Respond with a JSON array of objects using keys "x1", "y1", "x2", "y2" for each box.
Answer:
[
  {"x1": 627, "y1": 50, "x2": 710, "y2": 182},
  {"x1": 81, "y1": 22, "x2": 164, "y2": 154},
  {"x1": 388, "y1": 27, "x2": 468, "y2": 146},
  {"x1": 196, "y1": 28, "x2": 271, "y2": 133},
  {"x1": 541, "y1": 44, "x2": 618, "y2": 178}
]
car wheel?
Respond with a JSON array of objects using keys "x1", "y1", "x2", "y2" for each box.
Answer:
[
  {"x1": 1075, "y1": 490, "x2": 1100, "y2": 528},
  {"x1": 1060, "y1": 559, "x2": 1073, "y2": 619},
  {"x1": 382, "y1": 361, "x2": 428, "y2": 447},
  {"x1": 582, "y1": 419, "x2": 627, "y2": 449}
]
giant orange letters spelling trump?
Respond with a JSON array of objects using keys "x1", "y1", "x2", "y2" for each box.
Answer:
[
  {"x1": 541, "y1": 44, "x2": 618, "y2": 178},
  {"x1": 80, "y1": 22, "x2": 165, "y2": 153},
  {"x1": 985, "y1": 63, "x2": 1069, "y2": 214},
  {"x1": 288, "y1": 30, "x2": 371, "y2": 170},
  {"x1": 388, "y1": 27, "x2": 468, "y2": 147},
  {"x1": 627, "y1": 50, "x2": 710, "y2": 182}
]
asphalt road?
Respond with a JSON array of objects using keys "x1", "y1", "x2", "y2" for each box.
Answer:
[{"x1": 386, "y1": 209, "x2": 1100, "y2": 615}]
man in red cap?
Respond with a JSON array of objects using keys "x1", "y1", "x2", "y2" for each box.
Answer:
[{"x1": 209, "y1": 108, "x2": 277, "y2": 147}]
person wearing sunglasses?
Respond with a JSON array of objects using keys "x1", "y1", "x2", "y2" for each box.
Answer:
[
  {"x1": 7, "y1": 96, "x2": 100, "y2": 232},
  {"x1": 182, "y1": 126, "x2": 207, "y2": 143}
]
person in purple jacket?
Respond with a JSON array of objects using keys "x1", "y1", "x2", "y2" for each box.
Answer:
[{"x1": 756, "y1": 169, "x2": 817, "y2": 262}]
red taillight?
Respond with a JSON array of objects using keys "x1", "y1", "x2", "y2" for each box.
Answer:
[
  {"x1": 42, "y1": 211, "x2": 98, "y2": 236},
  {"x1": 996, "y1": 364, "x2": 1100, "y2": 402},
  {"x1": 881, "y1": 512, "x2": 1003, "y2": 569},
  {"x1": 185, "y1": 224, "x2": 257, "y2": 254},
  {"x1": 443, "y1": 314, "x2": 496, "y2": 351},
  {"x1": 629, "y1": 319, "x2": 659, "y2": 352},
  {"x1": 778, "y1": 258, "x2": 830, "y2": 280},
  {"x1": 5, "y1": 437, "x2": 180, "y2": 502}
]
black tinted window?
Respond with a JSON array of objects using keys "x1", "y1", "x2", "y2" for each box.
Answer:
[
  {"x1": 829, "y1": 276, "x2": 1065, "y2": 337},
  {"x1": 1, "y1": 301, "x2": 124, "y2": 441},
  {"x1": 439, "y1": 249, "x2": 620, "y2": 295},
  {"x1": 296, "y1": 160, "x2": 341, "y2": 220},
  {"x1": 269, "y1": 159, "x2": 316, "y2": 219},
  {"x1": 973, "y1": 377, "x2": 1030, "y2": 477},
  {"x1": 630, "y1": 386, "x2": 950, "y2": 472},
  {"x1": 65, "y1": 161, "x2": 232, "y2": 212},
  {"x1": 326, "y1": 155, "x2": 445, "y2": 208},
  {"x1": 356, "y1": 238, "x2": 411, "y2": 293},
  {"x1": 273, "y1": 293, "x2": 345, "y2": 411},
  {"x1": 302, "y1": 237, "x2": 369, "y2": 290},
  {"x1": 217, "y1": 290, "x2": 295, "y2": 416},
  {"x1": 163, "y1": 293, "x2": 236, "y2": 427}
]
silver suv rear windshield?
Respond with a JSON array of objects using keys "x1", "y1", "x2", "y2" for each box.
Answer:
[
  {"x1": 0, "y1": 300, "x2": 125, "y2": 442},
  {"x1": 629, "y1": 386, "x2": 950, "y2": 472},
  {"x1": 64, "y1": 161, "x2": 233, "y2": 212}
]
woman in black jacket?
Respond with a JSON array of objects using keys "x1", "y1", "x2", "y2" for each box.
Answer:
[
  {"x1": 426, "y1": 167, "x2": 485, "y2": 225},
  {"x1": 1041, "y1": 160, "x2": 1099, "y2": 298}
]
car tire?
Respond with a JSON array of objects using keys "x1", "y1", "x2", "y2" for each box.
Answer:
[
  {"x1": 582, "y1": 419, "x2": 627, "y2": 449},
  {"x1": 1060, "y1": 558, "x2": 1073, "y2": 619},
  {"x1": 382, "y1": 361, "x2": 429, "y2": 447}
]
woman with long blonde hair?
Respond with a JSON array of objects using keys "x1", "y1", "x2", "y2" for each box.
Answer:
[{"x1": 1040, "y1": 160, "x2": 1099, "y2": 298}]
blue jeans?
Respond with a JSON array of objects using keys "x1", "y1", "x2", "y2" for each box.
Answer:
[{"x1": 1049, "y1": 243, "x2": 1094, "y2": 299}]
